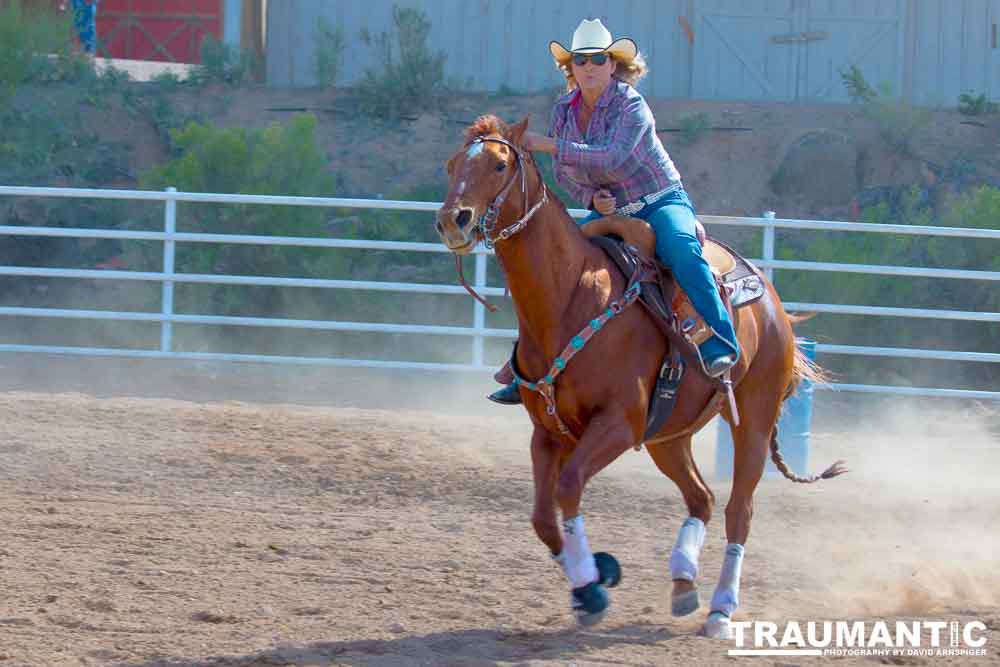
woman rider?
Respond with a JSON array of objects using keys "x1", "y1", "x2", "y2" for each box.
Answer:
[{"x1": 489, "y1": 18, "x2": 739, "y2": 405}]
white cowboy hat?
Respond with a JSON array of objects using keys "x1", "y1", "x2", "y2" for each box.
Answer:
[{"x1": 549, "y1": 18, "x2": 638, "y2": 64}]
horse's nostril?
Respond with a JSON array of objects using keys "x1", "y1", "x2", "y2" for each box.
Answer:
[
  {"x1": 435, "y1": 220, "x2": 443, "y2": 235},
  {"x1": 456, "y1": 209, "x2": 472, "y2": 228}
]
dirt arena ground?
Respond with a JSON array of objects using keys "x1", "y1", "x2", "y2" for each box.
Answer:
[{"x1": 0, "y1": 356, "x2": 998, "y2": 666}]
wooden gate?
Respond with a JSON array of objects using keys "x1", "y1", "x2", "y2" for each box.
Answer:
[
  {"x1": 801, "y1": 0, "x2": 905, "y2": 102},
  {"x1": 96, "y1": 0, "x2": 223, "y2": 63},
  {"x1": 692, "y1": 0, "x2": 904, "y2": 103},
  {"x1": 691, "y1": 0, "x2": 800, "y2": 101}
]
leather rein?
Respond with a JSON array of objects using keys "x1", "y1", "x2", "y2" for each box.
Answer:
[{"x1": 452, "y1": 136, "x2": 548, "y2": 312}]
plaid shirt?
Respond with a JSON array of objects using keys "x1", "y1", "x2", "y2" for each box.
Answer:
[{"x1": 548, "y1": 80, "x2": 681, "y2": 210}]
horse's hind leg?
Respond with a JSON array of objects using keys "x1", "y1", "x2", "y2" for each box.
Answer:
[
  {"x1": 703, "y1": 386, "x2": 783, "y2": 639},
  {"x1": 645, "y1": 435, "x2": 715, "y2": 617}
]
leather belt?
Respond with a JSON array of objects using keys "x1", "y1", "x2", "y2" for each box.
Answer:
[{"x1": 615, "y1": 184, "x2": 679, "y2": 216}]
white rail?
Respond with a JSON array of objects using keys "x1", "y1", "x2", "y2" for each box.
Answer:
[{"x1": 0, "y1": 185, "x2": 997, "y2": 400}]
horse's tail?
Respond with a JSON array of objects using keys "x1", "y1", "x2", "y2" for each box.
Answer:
[
  {"x1": 770, "y1": 312, "x2": 848, "y2": 483},
  {"x1": 769, "y1": 427, "x2": 849, "y2": 483},
  {"x1": 785, "y1": 339, "x2": 827, "y2": 401},
  {"x1": 782, "y1": 311, "x2": 826, "y2": 401}
]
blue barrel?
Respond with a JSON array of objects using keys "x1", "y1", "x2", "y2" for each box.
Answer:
[{"x1": 715, "y1": 339, "x2": 815, "y2": 480}]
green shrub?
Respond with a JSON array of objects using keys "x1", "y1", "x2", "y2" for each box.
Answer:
[
  {"x1": 191, "y1": 36, "x2": 259, "y2": 85},
  {"x1": 839, "y1": 64, "x2": 877, "y2": 104},
  {"x1": 839, "y1": 64, "x2": 931, "y2": 155},
  {"x1": 80, "y1": 62, "x2": 134, "y2": 109},
  {"x1": 139, "y1": 114, "x2": 339, "y2": 314},
  {"x1": 958, "y1": 91, "x2": 996, "y2": 116},
  {"x1": 149, "y1": 70, "x2": 184, "y2": 88},
  {"x1": 356, "y1": 5, "x2": 447, "y2": 119},
  {"x1": 941, "y1": 187, "x2": 1000, "y2": 275},
  {"x1": 314, "y1": 17, "x2": 346, "y2": 87},
  {"x1": 776, "y1": 184, "x2": 1000, "y2": 390},
  {"x1": 865, "y1": 97, "x2": 932, "y2": 156},
  {"x1": 0, "y1": 101, "x2": 132, "y2": 188},
  {"x1": 0, "y1": 1, "x2": 76, "y2": 100},
  {"x1": 677, "y1": 112, "x2": 711, "y2": 145}
]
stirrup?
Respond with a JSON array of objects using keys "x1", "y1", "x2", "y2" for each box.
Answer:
[
  {"x1": 704, "y1": 353, "x2": 737, "y2": 378},
  {"x1": 487, "y1": 383, "x2": 522, "y2": 405}
]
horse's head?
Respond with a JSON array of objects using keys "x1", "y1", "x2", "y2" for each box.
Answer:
[{"x1": 436, "y1": 115, "x2": 530, "y2": 255}]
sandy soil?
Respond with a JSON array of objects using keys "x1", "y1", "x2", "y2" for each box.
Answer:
[{"x1": 0, "y1": 357, "x2": 998, "y2": 667}]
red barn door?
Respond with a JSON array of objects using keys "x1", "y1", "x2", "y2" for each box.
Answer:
[{"x1": 96, "y1": 0, "x2": 223, "y2": 63}]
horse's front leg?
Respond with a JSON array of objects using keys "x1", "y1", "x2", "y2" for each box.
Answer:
[
  {"x1": 530, "y1": 426, "x2": 564, "y2": 555},
  {"x1": 550, "y1": 409, "x2": 637, "y2": 625}
]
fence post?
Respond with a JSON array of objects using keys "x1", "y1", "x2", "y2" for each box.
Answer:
[
  {"x1": 762, "y1": 210, "x2": 775, "y2": 282},
  {"x1": 160, "y1": 187, "x2": 176, "y2": 354},
  {"x1": 472, "y1": 250, "x2": 487, "y2": 368},
  {"x1": 715, "y1": 338, "x2": 816, "y2": 480}
]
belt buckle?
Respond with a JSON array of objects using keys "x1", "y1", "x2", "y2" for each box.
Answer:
[
  {"x1": 619, "y1": 201, "x2": 640, "y2": 216},
  {"x1": 617, "y1": 187, "x2": 672, "y2": 217}
]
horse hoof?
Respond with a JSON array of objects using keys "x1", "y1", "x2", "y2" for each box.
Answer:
[
  {"x1": 702, "y1": 611, "x2": 732, "y2": 640},
  {"x1": 593, "y1": 552, "x2": 621, "y2": 588},
  {"x1": 571, "y1": 581, "x2": 609, "y2": 627},
  {"x1": 671, "y1": 588, "x2": 700, "y2": 617}
]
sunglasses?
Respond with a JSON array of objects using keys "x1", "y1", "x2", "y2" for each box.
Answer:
[{"x1": 572, "y1": 52, "x2": 610, "y2": 67}]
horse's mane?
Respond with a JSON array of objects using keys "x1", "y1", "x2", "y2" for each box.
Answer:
[{"x1": 464, "y1": 115, "x2": 507, "y2": 143}]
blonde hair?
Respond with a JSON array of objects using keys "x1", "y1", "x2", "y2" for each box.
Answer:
[{"x1": 556, "y1": 52, "x2": 648, "y2": 92}]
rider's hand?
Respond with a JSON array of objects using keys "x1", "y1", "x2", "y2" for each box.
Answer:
[{"x1": 592, "y1": 189, "x2": 616, "y2": 215}]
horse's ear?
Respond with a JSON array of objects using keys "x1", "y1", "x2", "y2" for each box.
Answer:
[{"x1": 507, "y1": 116, "x2": 530, "y2": 147}]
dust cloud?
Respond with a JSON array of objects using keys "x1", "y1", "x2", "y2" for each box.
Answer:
[{"x1": 745, "y1": 397, "x2": 1000, "y2": 622}]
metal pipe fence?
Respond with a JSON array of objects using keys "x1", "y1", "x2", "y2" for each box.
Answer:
[{"x1": 1, "y1": 185, "x2": 997, "y2": 399}]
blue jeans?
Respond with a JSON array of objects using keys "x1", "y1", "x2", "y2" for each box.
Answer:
[
  {"x1": 579, "y1": 189, "x2": 739, "y2": 362},
  {"x1": 71, "y1": 0, "x2": 98, "y2": 54}
]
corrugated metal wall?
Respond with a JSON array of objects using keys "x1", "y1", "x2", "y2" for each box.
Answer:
[
  {"x1": 907, "y1": 0, "x2": 995, "y2": 105},
  {"x1": 266, "y1": 0, "x2": 691, "y2": 97},
  {"x1": 266, "y1": 0, "x2": 1000, "y2": 106}
]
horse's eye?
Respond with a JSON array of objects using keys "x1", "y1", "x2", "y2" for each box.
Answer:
[{"x1": 495, "y1": 162, "x2": 507, "y2": 172}]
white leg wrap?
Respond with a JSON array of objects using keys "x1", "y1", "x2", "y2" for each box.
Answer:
[
  {"x1": 669, "y1": 516, "x2": 706, "y2": 582},
  {"x1": 709, "y1": 543, "x2": 745, "y2": 617},
  {"x1": 558, "y1": 515, "x2": 599, "y2": 588}
]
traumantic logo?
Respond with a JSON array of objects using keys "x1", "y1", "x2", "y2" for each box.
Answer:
[{"x1": 727, "y1": 620, "x2": 989, "y2": 658}]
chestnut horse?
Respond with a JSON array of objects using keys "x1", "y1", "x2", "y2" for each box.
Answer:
[{"x1": 435, "y1": 115, "x2": 845, "y2": 638}]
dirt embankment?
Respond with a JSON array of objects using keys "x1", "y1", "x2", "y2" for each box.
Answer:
[{"x1": 88, "y1": 83, "x2": 1000, "y2": 221}]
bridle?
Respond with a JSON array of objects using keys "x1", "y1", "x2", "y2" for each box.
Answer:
[
  {"x1": 467, "y1": 136, "x2": 548, "y2": 250},
  {"x1": 451, "y1": 135, "x2": 549, "y2": 312}
]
